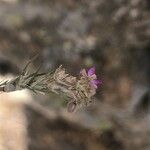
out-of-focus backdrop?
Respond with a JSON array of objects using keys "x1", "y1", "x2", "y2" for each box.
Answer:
[{"x1": 0, "y1": 0, "x2": 149, "y2": 150}]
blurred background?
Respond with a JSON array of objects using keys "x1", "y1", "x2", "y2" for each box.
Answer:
[{"x1": 0, "y1": 0, "x2": 149, "y2": 150}]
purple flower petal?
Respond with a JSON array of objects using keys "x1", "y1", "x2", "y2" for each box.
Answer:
[
  {"x1": 91, "y1": 79, "x2": 102, "y2": 86},
  {"x1": 88, "y1": 67, "x2": 96, "y2": 76}
]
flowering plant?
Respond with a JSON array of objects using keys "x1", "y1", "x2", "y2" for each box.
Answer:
[{"x1": 0, "y1": 60, "x2": 102, "y2": 112}]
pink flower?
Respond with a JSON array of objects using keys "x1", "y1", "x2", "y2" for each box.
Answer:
[
  {"x1": 87, "y1": 67, "x2": 102, "y2": 89},
  {"x1": 80, "y1": 67, "x2": 102, "y2": 89}
]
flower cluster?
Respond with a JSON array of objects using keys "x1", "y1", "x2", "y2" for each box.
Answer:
[
  {"x1": 50, "y1": 66, "x2": 102, "y2": 112},
  {"x1": 0, "y1": 63, "x2": 102, "y2": 112}
]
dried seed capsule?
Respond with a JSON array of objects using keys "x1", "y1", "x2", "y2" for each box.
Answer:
[{"x1": 67, "y1": 101, "x2": 77, "y2": 113}]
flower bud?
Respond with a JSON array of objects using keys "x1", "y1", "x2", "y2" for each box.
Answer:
[{"x1": 4, "y1": 84, "x2": 16, "y2": 92}]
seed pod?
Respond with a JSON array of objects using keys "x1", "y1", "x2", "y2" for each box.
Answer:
[{"x1": 67, "y1": 101, "x2": 77, "y2": 113}]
